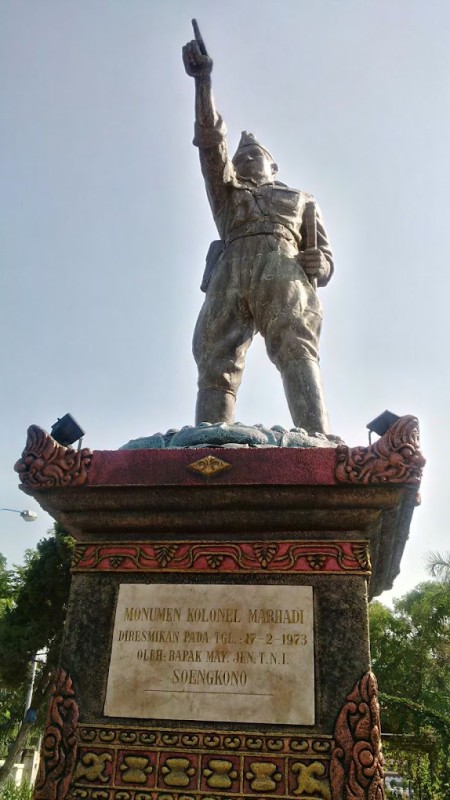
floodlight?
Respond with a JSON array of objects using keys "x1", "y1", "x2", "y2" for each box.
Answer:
[
  {"x1": 51, "y1": 413, "x2": 85, "y2": 447},
  {"x1": 366, "y1": 410, "x2": 400, "y2": 444}
]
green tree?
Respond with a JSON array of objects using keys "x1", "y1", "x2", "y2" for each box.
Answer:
[
  {"x1": 0, "y1": 525, "x2": 73, "y2": 786},
  {"x1": 0, "y1": 556, "x2": 19, "y2": 758},
  {"x1": 370, "y1": 581, "x2": 450, "y2": 798},
  {"x1": 0, "y1": 555, "x2": 13, "y2": 613}
]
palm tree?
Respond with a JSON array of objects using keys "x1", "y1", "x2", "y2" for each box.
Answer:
[{"x1": 426, "y1": 551, "x2": 450, "y2": 583}]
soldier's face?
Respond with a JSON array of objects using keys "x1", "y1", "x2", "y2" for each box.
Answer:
[{"x1": 233, "y1": 146, "x2": 274, "y2": 182}]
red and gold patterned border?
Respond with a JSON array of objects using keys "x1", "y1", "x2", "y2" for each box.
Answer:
[
  {"x1": 32, "y1": 675, "x2": 386, "y2": 800},
  {"x1": 70, "y1": 725, "x2": 333, "y2": 800},
  {"x1": 72, "y1": 540, "x2": 370, "y2": 575},
  {"x1": 78, "y1": 726, "x2": 333, "y2": 756}
]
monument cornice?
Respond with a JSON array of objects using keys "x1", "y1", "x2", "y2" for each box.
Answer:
[
  {"x1": 15, "y1": 415, "x2": 423, "y2": 490},
  {"x1": 15, "y1": 416, "x2": 424, "y2": 600}
]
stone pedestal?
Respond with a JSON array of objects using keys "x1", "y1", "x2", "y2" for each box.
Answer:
[{"x1": 15, "y1": 416, "x2": 424, "y2": 800}]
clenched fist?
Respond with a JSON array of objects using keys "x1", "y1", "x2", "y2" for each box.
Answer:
[
  {"x1": 182, "y1": 39, "x2": 213, "y2": 79},
  {"x1": 299, "y1": 248, "x2": 330, "y2": 283}
]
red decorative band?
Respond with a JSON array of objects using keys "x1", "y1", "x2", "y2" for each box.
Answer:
[
  {"x1": 72, "y1": 540, "x2": 370, "y2": 575},
  {"x1": 70, "y1": 725, "x2": 334, "y2": 800}
]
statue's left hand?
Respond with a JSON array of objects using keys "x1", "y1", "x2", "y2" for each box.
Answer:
[{"x1": 299, "y1": 248, "x2": 330, "y2": 283}]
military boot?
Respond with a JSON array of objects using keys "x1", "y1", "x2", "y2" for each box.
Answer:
[
  {"x1": 281, "y1": 358, "x2": 329, "y2": 434},
  {"x1": 195, "y1": 388, "x2": 236, "y2": 425}
]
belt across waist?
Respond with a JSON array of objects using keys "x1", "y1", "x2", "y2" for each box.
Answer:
[{"x1": 225, "y1": 222, "x2": 299, "y2": 246}]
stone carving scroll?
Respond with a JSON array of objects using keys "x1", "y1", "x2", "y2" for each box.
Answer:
[
  {"x1": 15, "y1": 425, "x2": 92, "y2": 489},
  {"x1": 335, "y1": 415, "x2": 425, "y2": 485},
  {"x1": 33, "y1": 669, "x2": 79, "y2": 800},
  {"x1": 330, "y1": 671, "x2": 384, "y2": 800}
]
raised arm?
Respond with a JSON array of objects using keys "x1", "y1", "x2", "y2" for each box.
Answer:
[
  {"x1": 182, "y1": 32, "x2": 231, "y2": 224},
  {"x1": 182, "y1": 37, "x2": 217, "y2": 129}
]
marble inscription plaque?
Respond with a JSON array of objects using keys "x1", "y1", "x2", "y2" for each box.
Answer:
[{"x1": 104, "y1": 583, "x2": 314, "y2": 725}]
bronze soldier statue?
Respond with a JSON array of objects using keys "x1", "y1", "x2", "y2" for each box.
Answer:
[{"x1": 183, "y1": 25, "x2": 334, "y2": 435}]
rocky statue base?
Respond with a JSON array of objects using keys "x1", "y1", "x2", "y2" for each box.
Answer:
[
  {"x1": 120, "y1": 422, "x2": 343, "y2": 450},
  {"x1": 15, "y1": 416, "x2": 425, "y2": 800}
]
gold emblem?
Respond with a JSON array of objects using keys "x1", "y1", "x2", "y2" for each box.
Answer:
[
  {"x1": 74, "y1": 752, "x2": 112, "y2": 783},
  {"x1": 187, "y1": 455, "x2": 231, "y2": 478},
  {"x1": 203, "y1": 758, "x2": 238, "y2": 789},
  {"x1": 246, "y1": 762, "x2": 282, "y2": 792},
  {"x1": 292, "y1": 761, "x2": 331, "y2": 799},
  {"x1": 161, "y1": 757, "x2": 196, "y2": 787},
  {"x1": 119, "y1": 755, "x2": 153, "y2": 784}
]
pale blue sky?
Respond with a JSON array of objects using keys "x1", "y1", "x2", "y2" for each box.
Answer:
[{"x1": 1, "y1": 0, "x2": 449, "y2": 604}]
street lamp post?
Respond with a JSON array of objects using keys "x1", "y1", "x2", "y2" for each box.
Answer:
[{"x1": 0, "y1": 508, "x2": 38, "y2": 522}]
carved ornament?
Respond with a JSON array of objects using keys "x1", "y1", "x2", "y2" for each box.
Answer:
[
  {"x1": 15, "y1": 425, "x2": 92, "y2": 490},
  {"x1": 34, "y1": 669, "x2": 79, "y2": 800},
  {"x1": 330, "y1": 671, "x2": 384, "y2": 800},
  {"x1": 78, "y1": 725, "x2": 333, "y2": 756},
  {"x1": 292, "y1": 761, "x2": 331, "y2": 799},
  {"x1": 72, "y1": 540, "x2": 371, "y2": 575},
  {"x1": 335, "y1": 415, "x2": 425, "y2": 485},
  {"x1": 187, "y1": 454, "x2": 232, "y2": 477},
  {"x1": 70, "y1": 725, "x2": 333, "y2": 800}
]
